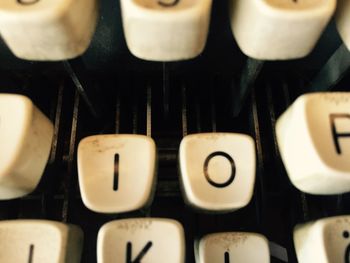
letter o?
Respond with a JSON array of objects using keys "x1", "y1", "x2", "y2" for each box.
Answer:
[{"x1": 204, "y1": 151, "x2": 236, "y2": 188}]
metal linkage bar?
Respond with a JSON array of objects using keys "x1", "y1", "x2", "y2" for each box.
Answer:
[
  {"x1": 63, "y1": 59, "x2": 101, "y2": 118},
  {"x1": 232, "y1": 58, "x2": 264, "y2": 117},
  {"x1": 309, "y1": 44, "x2": 350, "y2": 92}
]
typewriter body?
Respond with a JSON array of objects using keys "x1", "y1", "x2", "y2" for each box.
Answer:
[{"x1": 0, "y1": 0, "x2": 349, "y2": 262}]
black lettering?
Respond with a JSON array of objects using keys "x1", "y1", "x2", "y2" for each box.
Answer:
[
  {"x1": 224, "y1": 251, "x2": 230, "y2": 263},
  {"x1": 345, "y1": 244, "x2": 350, "y2": 263},
  {"x1": 126, "y1": 241, "x2": 153, "y2": 263},
  {"x1": 204, "y1": 152, "x2": 236, "y2": 188},
  {"x1": 114, "y1": 154, "x2": 119, "y2": 191},
  {"x1": 17, "y1": 0, "x2": 39, "y2": 5},
  {"x1": 28, "y1": 244, "x2": 34, "y2": 263},
  {"x1": 158, "y1": 0, "x2": 179, "y2": 7},
  {"x1": 330, "y1": 114, "x2": 350, "y2": 155}
]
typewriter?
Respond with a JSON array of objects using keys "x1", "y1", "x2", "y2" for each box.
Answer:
[{"x1": 0, "y1": 0, "x2": 349, "y2": 262}]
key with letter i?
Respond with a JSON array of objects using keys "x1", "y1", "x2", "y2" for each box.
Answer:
[
  {"x1": 120, "y1": 0, "x2": 212, "y2": 61},
  {"x1": 229, "y1": 0, "x2": 336, "y2": 60},
  {"x1": 0, "y1": 0, "x2": 98, "y2": 60},
  {"x1": 276, "y1": 92, "x2": 350, "y2": 195},
  {"x1": 78, "y1": 134, "x2": 157, "y2": 213}
]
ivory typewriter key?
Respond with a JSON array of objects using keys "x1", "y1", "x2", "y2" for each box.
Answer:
[
  {"x1": 0, "y1": 94, "x2": 54, "y2": 199},
  {"x1": 0, "y1": 0, "x2": 98, "y2": 61},
  {"x1": 196, "y1": 232, "x2": 270, "y2": 263},
  {"x1": 78, "y1": 134, "x2": 157, "y2": 213},
  {"x1": 179, "y1": 133, "x2": 256, "y2": 212},
  {"x1": 120, "y1": 0, "x2": 212, "y2": 61},
  {"x1": 276, "y1": 92, "x2": 350, "y2": 195},
  {"x1": 294, "y1": 216, "x2": 350, "y2": 263},
  {"x1": 0, "y1": 220, "x2": 83, "y2": 263},
  {"x1": 336, "y1": 0, "x2": 350, "y2": 50},
  {"x1": 97, "y1": 218, "x2": 185, "y2": 263},
  {"x1": 230, "y1": 0, "x2": 336, "y2": 60}
]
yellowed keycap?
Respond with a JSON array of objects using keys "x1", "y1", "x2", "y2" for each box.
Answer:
[{"x1": 0, "y1": 0, "x2": 98, "y2": 60}]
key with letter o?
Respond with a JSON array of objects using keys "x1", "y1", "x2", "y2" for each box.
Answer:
[
  {"x1": 120, "y1": 0, "x2": 212, "y2": 61},
  {"x1": 179, "y1": 133, "x2": 256, "y2": 212},
  {"x1": 196, "y1": 232, "x2": 270, "y2": 263},
  {"x1": 97, "y1": 218, "x2": 185, "y2": 263},
  {"x1": 336, "y1": 0, "x2": 350, "y2": 50},
  {"x1": 0, "y1": 220, "x2": 83, "y2": 263},
  {"x1": 0, "y1": 94, "x2": 54, "y2": 199},
  {"x1": 229, "y1": 0, "x2": 336, "y2": 60},
  {"x1": 294, "y1": 216, "x2": 350, "y2": 263},
  {"x1": 0, "y1": 0, "x2": 98, "y2": 60},
  {"x1": 78, "y1": 134, "x2": 157, "y2": 213},
  {"x1": 276, "y1": 92, "x2": 350, "y2": 195}
]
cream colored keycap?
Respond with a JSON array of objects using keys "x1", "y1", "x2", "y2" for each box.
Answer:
[
  {"x1": 276, "y1": 92, "x2": 350, "y2": 195},
  {"x1": 196, "y1": 232, "x2": 270, "y2": 263},
  {"x1": 120, "y1": 0, "x2": 212, "y2": 61},
  {"x1": 0, "y1": 0, "x2": 98, "y2": 61},
  {"x1": 179, "y1": 133, "x2": 256, "y2": 212},
  {"x1": 0, "y1": 94, "x2": 53, "y2": 199},
  {"x1": 230, "y1": 0, "x2": 336, "y2": 60},
  {"x1": 294, "y1": 216, "x2": 350, "y2": 263},
  {"x1": 97, "y1": 218, "x2": 185, "y2": 263},
  {"x1": 0, "y1": 220, "x2": 83, "y2": 263},
  {"x1": 78, "y1": 134, "x2": 157, "y2": 213},
  {"x1": 336, "y1": 0, "x2": 350, "y2": 50}
]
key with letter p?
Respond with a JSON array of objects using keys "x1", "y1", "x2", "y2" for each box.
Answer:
[{"x1": 276, "y1": 92, "x2": 350, "y2": 195}]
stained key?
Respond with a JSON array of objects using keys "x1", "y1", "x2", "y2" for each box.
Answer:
[{"x1": 294, "y1": 216, "x2": 350, "y2": 263}]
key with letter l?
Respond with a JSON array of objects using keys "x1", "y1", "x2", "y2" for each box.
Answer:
[
  {"x1": 120, "y1": 0, "x2": 212, "y2": 61},
  {"x1": 294, "y1": 216, "x2": 350, "y2": 263},
  {"x1": 336, "y1": 0, "x2": 350, "y2": 51},
  {"x1": 97, "y1": 218, "x2": 185, "y2": 263},
  {"x1": 0, "y1": 94, "x2": 53, "y2": 199},
  {"x1": 0, "y1": 220, "x2": 83, "y2": 263},
  {"x1": 0, "y1": 0, "x2": 98, "y2": 61},
  {"x1": 196, "y1": 232, "x2": 270, "y2": 263},
  {"x1": 179, "y1": 133, "x2": 256, "y2": 212},
  {"x1": 276, "y1": 92, "x2": 350, "y2": 195},
  {"x1": 229, "y1": 0, "x2": 336, "y2": 60},
  {"x1": 78, "y1": 134, "x2": 157, "y2": 213}
]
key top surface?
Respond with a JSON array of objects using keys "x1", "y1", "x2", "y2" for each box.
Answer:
[
  {"x1": 0, "y1": 220, "x2": 83, "y2": 263},
  {"x1": 97, "y1": 218, "x2": 185, "y2": 263},
  {"x1": 120, "y1": 0, "x2": 212, "y2": 61},
  {"x1": 0, "y1": 0, "x2": 98, "y2": 60},
  {"x1": 230, "y1": 0, "x2": 336, "y2": 60},
  {"x1": 0, "y1": 94, "x2": 53, "y2": 199},
  {"x1": 276, "y1": 92, "x2": 350, "y2": 194},
  {"x1": 179, "y1": 133, "x2": 256, "y2": 212},
  {"x1": 78, "y1": 134, "x2": 157, "y2": 213},
  {"x1": 196, "y1": 232, "x2": 270, "y2": 263},
  {"x1": 294, "y1": 216, "x2": 350, "y2": 263}
]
